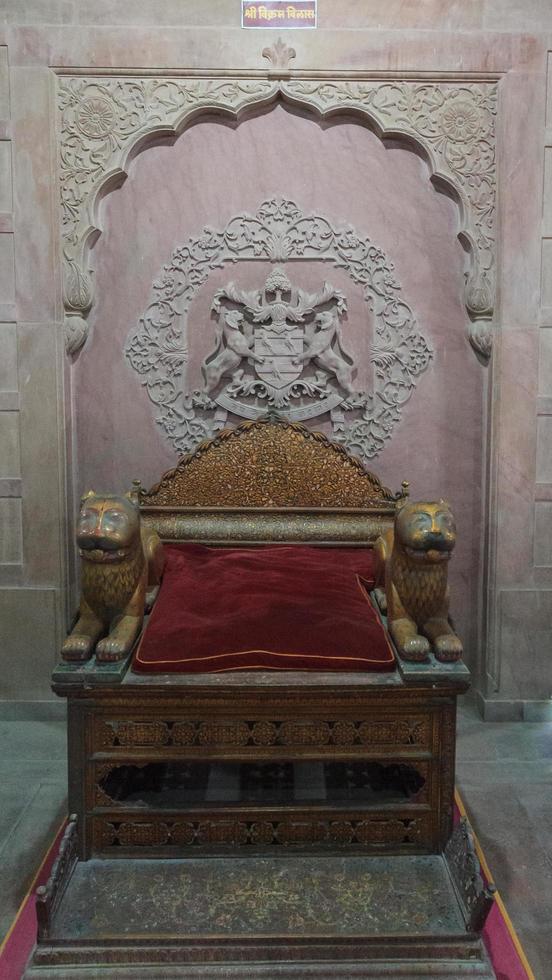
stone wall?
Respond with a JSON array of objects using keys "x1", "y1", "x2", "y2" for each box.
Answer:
[{"x1": 0, "y1": 0, "x2": 551, "y2": 719}]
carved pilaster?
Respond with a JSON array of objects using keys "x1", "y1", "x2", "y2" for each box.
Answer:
[{"x1": 63, "y1": 257, "x2": 94, "y2": 355}]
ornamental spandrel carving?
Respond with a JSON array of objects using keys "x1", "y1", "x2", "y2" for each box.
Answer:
[
  {"x1": 58, "y1": 74, "x2": 497, "y2": 360},
  {"x1": 126, "y1": 198, "x2": 432, "y2": 462},
  {"x1": 58, "y1": 76, "x2": 278, "y2": 353},
  {"x1": 282, "y1": 80, "x2": 497, "y2": 339}
]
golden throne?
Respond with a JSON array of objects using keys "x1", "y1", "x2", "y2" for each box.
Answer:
[{"x1": 27, "y1": 418, "x2": 496, "y2": 979}]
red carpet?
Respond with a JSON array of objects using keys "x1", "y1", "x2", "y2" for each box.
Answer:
[
  {"x1": 454, "y1": 790, "x2": 535, "y2": 980},
  {"x1": 0, "y1": 796, "x2": 535, "y2": 980},
  {"x1": 0, "y1": 819, "x2": 66, "y2": 980}
]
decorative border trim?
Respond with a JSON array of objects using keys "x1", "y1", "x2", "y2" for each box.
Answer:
[
  {"x1": 93, "y1": 813, "x2": 430, "y2": 850},
  {"x1": 57, "y1": 68, "x2": 497, "y2": 360}
]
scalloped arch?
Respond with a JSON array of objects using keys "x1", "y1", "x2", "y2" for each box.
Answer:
[{"x1": 57, "y1": 74, "x2": 497, "y2": 359}]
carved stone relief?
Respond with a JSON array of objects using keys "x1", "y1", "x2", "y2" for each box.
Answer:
[
  {"x1": 281, "y1": 81, "x2": 497, "y2": 337},
  {"x1": 125, "y1": 198, "x2": 432, "y2": 460},
  {"x1": 57, "y1": 70, "x2": 497, "y2": 361}
]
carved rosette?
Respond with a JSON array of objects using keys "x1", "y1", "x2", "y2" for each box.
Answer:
[{"x1": 57, "y1": 74, "x2": 497, "y2": 361}]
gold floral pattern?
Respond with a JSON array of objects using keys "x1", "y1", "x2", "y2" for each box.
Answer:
[
  {"x1": 140, "y1": 418, "x2": 403, "y2": 508},
  {"x1": 55, "y1": 853, "x2": 463, "y2": 937}
]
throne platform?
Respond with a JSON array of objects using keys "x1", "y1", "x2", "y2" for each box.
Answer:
[{"x1": 25, "y1": 419, "x2": 495, "y2": 979}]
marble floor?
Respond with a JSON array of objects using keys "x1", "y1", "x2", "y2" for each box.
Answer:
[{"x1": 0, "y1": 697, "x2": 550, "y2": 978}]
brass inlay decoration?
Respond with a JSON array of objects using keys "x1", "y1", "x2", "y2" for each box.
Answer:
[{"x1": 138, "y1": 417, "x2": 407, "y2": 509}]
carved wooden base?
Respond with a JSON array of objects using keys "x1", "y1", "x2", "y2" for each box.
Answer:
[
  {"x1": 27, "y1": 842, "x2": 495, "y2": 979},
  {"x1": 38, "y1": 656, "x2": 482, "y2": 976}
]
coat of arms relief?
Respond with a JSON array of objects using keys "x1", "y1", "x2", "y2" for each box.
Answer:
[
  {"x1": 204, "y1": 267, "x2": 354, "y2": 419},
  {"x1": 125, "y1": 198, "x2": 432, "y2": 460}
]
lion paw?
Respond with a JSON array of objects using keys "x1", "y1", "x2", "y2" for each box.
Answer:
[
  {"x1": 373, "y1": 588, "x2": 387, "y2": 614},
  {"x1": 434, "y1": 634, "x2": 463, "y2": 663},
  {"x1": 400, "y1": 635, "x2": 430, "y2": 662},
  {"x1": 61, "y1": 635, "x2": 95, "y2": 662},
  {"x1": 95, "y1": 637, "x2": 131, "y2": 662},
  {"x1": 145, "y1": 585, "x2": 160, "y2": 613}
]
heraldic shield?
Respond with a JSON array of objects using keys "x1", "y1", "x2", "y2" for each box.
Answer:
[{"x1": 254, "y1": 327, "x2": 304, "y2": 389}]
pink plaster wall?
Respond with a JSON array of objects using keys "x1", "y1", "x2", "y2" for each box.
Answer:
[{"x1": 75, "y1": 103, "x2": 483, "y2": 660}]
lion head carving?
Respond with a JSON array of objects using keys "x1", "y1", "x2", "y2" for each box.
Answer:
[
  {"x1": 77, "y1": 491, "x2": 141, "y2": 565},
  {"x1": 63, "y1": 489, "x2": 164, "y2": 663},
  {"x1": 375, "y1": 498, "x2": 462, "y2": 663},
  {"x1": 394, "y1": 500, "x2": 456, "y2": 565}
]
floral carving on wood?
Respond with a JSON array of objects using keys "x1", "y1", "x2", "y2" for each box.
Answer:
[
  {"x1": 57, "y1": 74, "x2": 497, "y2": 361},
  {"x1": 95, "y1": 714, "x2": 429, "y2": 749},
  {"x1": 95, "y1": 815, "x2": 429, "y2": 851},
  {"x1": 125, "y1": 198, "x2": 432, "y2": 461}
]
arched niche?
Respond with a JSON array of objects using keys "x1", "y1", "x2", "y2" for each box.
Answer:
[
  {"x1": 70, "y1": 93, "x2": 485, "y2": 670},
  {"x1": 57, "y1": 74, "x2": 497, "y2": 361}
]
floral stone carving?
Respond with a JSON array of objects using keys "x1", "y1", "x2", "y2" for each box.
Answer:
[
  {"x1": 58, "y1": 76, "x2": 278, "y2": 353},
  {"x1": 125, "y1": 198, "x2": 432, "y2": 461},
  {"x1": 57, "y1": 74, "x2": 497, "y2": 359},
  {"x1": 281, "y1": 80, "x2": 497, "y2": 338}
]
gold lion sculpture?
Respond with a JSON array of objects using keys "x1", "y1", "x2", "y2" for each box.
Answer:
[
  {"x1": 374, "y1": 500, "x2": 463, "y2": 663},
  {"x1": 62, "y1": 490, "x2": 165, "y2": 663}
]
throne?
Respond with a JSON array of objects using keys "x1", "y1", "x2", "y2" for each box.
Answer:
[{"x1": 27, "y1": 418, "x2": 496, "y2": 979}]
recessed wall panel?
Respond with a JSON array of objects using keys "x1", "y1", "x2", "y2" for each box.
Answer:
[
  {"x1": 0, "y1": 323, "x2": 17, "y2": 390},
  {"x1": 542, "y1": 239, "x2": 552, "y2": 310},
  {"x1": 0, "y1": 235, "x2": 15, "y2": 304},
  {"x1": 536, "y1": 416, "x2": 552, "y2": 483},
  {"x1": 544, "y1": 149, "x2": 552, "y2": 237},
  {"x1": 0, "y1": 497, "x2": 22, "y2": 562},
  {"x1": 534, "y1": 501, "x2": 552, "y2": 566},
  {"x1": 0, "y1": 47, "x2": 8, "y2": 120},
  {"x1": 0, "y1": 411, "x2": 20, "y2": 477},
  {"x1": 0, "y1": 142, "x2": 12, "y2": 214}
]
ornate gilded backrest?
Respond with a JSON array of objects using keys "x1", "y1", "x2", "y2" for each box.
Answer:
[{"x1": 137, "y1": 417, "x2": 408, "y2": 545}]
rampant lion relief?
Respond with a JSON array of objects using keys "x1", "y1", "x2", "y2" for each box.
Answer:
[
  {"x1": 62, "y1": 492, "x2": 164, "y2": 663},
  {"x1": 374, "y1": 500, "x2": 463, "y2": 663},
  {"x1": 125, "y1": 198, "x2": 432, "y2": 462}
]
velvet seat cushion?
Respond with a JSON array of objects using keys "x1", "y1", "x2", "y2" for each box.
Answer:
[{"x1": 132, "y1": 543, "x2": 395, "y2": 674}]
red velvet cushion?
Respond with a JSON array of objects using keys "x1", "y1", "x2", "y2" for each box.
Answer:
[{"x1": 132, "y1": 543, "x2": 395, "y2": 674}]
